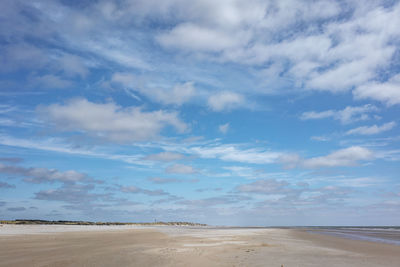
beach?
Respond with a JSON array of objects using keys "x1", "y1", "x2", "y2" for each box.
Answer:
[{"x1": 1, "y1": 225, "x2": 400, "y2": 267}]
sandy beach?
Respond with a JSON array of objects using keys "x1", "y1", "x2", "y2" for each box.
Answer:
[{"x1": 1, "y1": 225, "x2": 400, "y2": 267}]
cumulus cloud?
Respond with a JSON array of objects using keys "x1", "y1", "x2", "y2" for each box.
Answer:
[
  {"x1": 300, "y1": 104, "x2": 379, "y2": 124},
  {"x1": 0, "y1": 163, "x2": 91, "y2": 184},
  {"x1": 37, "y1": 98, "x2": 188, "y2": 142},
  {"x1": 346, "y1": 122, "x2": 396, "y2": 135},
  {"x1": 143, "y1": 152, "x2": 185, "y2": 162},
  {"x1": 208, "y1": 91, "x2": 244, "y2": 112},
  {"x1": 165, "y1": 163, "x2": 197, "y2": 174}
]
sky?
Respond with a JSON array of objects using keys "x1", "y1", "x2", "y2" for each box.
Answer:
[{"x1": 1, "y1": 0, "x2": 400, "y2": 226}]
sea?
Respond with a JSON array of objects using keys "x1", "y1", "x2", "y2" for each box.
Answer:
[{"x1": 305, "y1": 226, "x2": 400, "y2": 246}]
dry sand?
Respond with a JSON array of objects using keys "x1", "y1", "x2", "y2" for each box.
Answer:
[{"x1": 1, "y1": 224, "x2": 400, "y2": 266}]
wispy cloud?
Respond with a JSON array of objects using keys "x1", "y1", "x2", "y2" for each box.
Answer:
[
  {"x1": 236, "y1": 179, "x2": 290, "y2": 194},
  {"x1": 0, "y1": 134, "x2": 148, "y2": 166},
  {"x1": 120, "y1": 185, "x2": 169, "y2": 196},
  {"x1": 218, "y1": 123, "x2": 230, "y2": 134},
  {"x1": 186, "y1": 143, "x2": 283, "y2": 164},
  {"x1": 148, "y1": 177, "x2": 182, "y2": 184},
  {"x1": 346, "y1": 122, "x2": 396, "y2": 135},
  {"x1": 300, "y1": 105, "x2": 378, "y2": 124},
  {"x1": 143, "y1": 152, "x2": 185, "y2": 162},
  {"x1": 165, "y1": 164, "x2": 197, "y2": 174},
  {"x1": 111, "y1": 73, "x2": 197, "y2": 105},
  {"x1": 0, "y1": 181, "x2": 15, "y2": 189},
  {"x1": 7, "y1": 207, "x2": 26, "y2": 212},
  {"x1": 281, "y1": 146, "x2": 373, "y2": 169},
  {"x1": 0, "y1": 163, "x2": 94, "y2": 184}
]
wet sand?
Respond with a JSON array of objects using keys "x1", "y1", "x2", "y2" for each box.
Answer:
[{"x1": 1, "y1": 225, "x2": 400, "y2": 266}]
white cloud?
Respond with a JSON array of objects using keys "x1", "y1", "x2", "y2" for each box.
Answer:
[
  {"x1": 296, "y1": 146, "x2": 373, "y2": 169},
  {"x1": 4, "y1": 0, "x2": 400, "y2": 104},
  {"x1": 74, "y1": 36, "x2": 151, "y2": 71},
  {"x1": 34, "y1": 183, "x2": 100, "y2": 205},
  {"x1": 188, "y1": 144, "x2": 282, "y2": 165},
  {"x1": 310, "y1": 136, "x2": 330, "y2": 142},
  {"x1": 223, "y1": 166, "x2": 255, "y2": 178},
  {"x1": 0, "y1": 163, "x2": 89, "y2": 184},
  {"x1": 37, "y1": 98, "x2": 188, "y2": 142},
  {"x1": 218, "y1": 123, "x2": 229, "y2": 134},
  {"x1": 0, "y1": 43, "x2": 47, "y2": 72},
  {"x1": 165, "y1": 163, "x2": 197, "y2": 174},
  {"x1": 143, "y1": 152, "x2": 184, "y2": 162},
  {"x1": 4, "y1": 0, "x2": 399, "y2": 108},
  {"x1": 300, "y1": 104, "x2": 378, "y2": 124},
  {"x1": 346, "y1": 122, "x2": 396, "y2": 135},
  {"x1": 300, "y1": 110, "x2": 335, "y2": 120},
  {"x1": 120, "y1": 185, "x2": 169, "y2": 196},
  {"x1": 148, "y1": 177, "x2": 181, "y2": 184},
  {"x1": 157, "y1": 23, "x2": 249, "y2": 52},
  {"x1": 153, "y1": 0, "x2": 400, "y2": 100},
  {"x1": 111, "y1": 72, "x2": 136, "y2": 86},
  {"x1": 354, "y1": 74, "x2": 400, "y2": 106},
  {"x1": 148, "y1": 82, "x2": 196, "y2": 106},
  {"x1": 208, "y1": 91, "x2": 244, "y2": 112},
  {"x1": 58, "y1": 54, "x2": 89, "y2": 78},
  {"x1": 111, "y1": 73, "x2": 196, "y2": 105},
  {"x1": 155, "y1": 0, "x2": 340, "y2": 55},
  {"x1": 236, "y1": 179, "x2": 289, "y2": 194}
]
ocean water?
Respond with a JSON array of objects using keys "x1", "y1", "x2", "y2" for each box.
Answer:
[{"x1": 307, "y1": 227, "x2": 400, "y2": 246}]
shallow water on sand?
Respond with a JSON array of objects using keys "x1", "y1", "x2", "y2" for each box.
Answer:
[{"x1": 308, "y1": 227, "x2": 400, "y2": 245}]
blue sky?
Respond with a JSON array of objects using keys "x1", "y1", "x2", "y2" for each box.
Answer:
[{"x1": 1, "y1": 0, "x2": 400, "y2": 226}]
